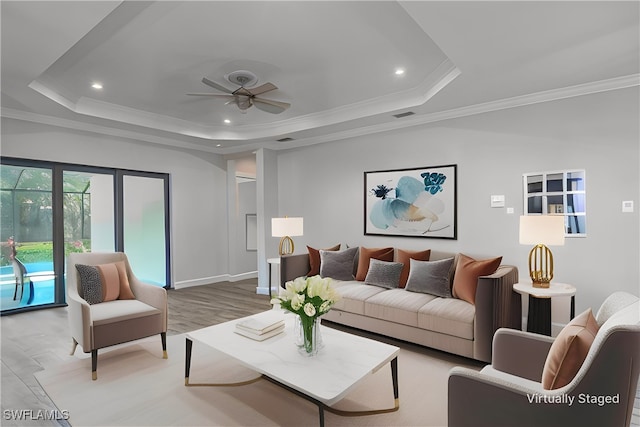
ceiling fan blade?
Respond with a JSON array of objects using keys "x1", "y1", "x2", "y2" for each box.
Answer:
[
  {"x1": 186, "y1": 93, "x2": 235, "y2": 98},
  {"x1": 253, "y1": 97, "x2": 290, "y2": 114},
  {"x1": 201, "y1": 77, "x2": 233, "y2": 94},
  {"x1": 247, "y1": 82, "x2": 277, "y2": 96},
  {"x1": 232, "y1": 87, "x2": 252, "y2": 96}
]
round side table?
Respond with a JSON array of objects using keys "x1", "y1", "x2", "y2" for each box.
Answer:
[{"x1": 513, "y1": 282, "x2": 576, "y2": 336}]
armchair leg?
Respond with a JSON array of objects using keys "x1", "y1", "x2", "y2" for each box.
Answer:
[
  {"x1": 70, "y1": 338, "x2": 78, "y2": 355},
  {"x1": 91, "y1": 349, "x2": 98, "y2": 380},
  {"x1": 161, "y1": 332, "x2": 168, "y2": 359}
]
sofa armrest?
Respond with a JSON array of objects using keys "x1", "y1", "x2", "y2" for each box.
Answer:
[
  {"x1": 491, "y1": 328, "x2": 554, "y2": 381},
  {"x1": 280, "y1": 253, "x2": 310, "y2": 286},
  {"x1": 67, "y1": 288, "x2": 93, "y2": 351},
  {"x1": 448, "y1": 367, "x2": 570, "y2": 427},
  {"x1": 474, "y1": 265, "x2": 521, "y2": 362},
  {"x1": 129, "y1": 277, "x2": 168, "y2": 331}
]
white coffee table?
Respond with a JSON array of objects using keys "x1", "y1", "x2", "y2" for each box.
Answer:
[{"x1": 185, "y1": 310, "x2": 400, "y2": 426}]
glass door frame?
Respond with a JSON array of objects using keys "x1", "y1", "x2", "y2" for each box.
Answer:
[
  {"x1": 116, "y1": 169, "x2": 171, "y2": 288},
  {"x1": 1, "y1": 157, "x2": 172, "y2": 315}
]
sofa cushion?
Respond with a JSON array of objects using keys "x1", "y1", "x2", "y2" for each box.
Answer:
[
  {"x1": 355, "y1": 247, "x2": 394, "y2": 281},
  {"x1": 330, "y1": 281, "x2": 387, "y2": 314},
  {"x1": 96, "y1": 263, "x2": 121, "y2": 302},
  {"x1": 396, "y1": 248, "x2": 431, "y2": 288},
  {"x1": 90, "y1": 299, "x2": 161, "y2": 326},
  {"x1": 365, "y1": 289, "x2": 438, "y2": 327},
  {"x1": 542, "y1": 308, "x2": 599, "y2": 390},
  {"x1": 112, "y1": 261, "x2": 136, "y2": 300},
  {"x1": 594, "y1": 291, "x2": 639, "y2": 326},
  {"x1": 418, "y1": 297, "x2": 476, "y2": 340},
  {"x1": 319, "y1": 247, "x2": 358, "y2": 281},
  {"x1": 452, "y1": 254, "x2": 502, "y2": 304},
  {"x1": 364, "y1": 259, "x2": 404, "y2": 289},
  {"x1": 76, "y1": 264, "x2": 103, "y2": 305},
  {"x1": 307, "y1": 244, "x2": 341, "y2": 276},
  {"x1": 405, "y1": 257, "x2": 455, "y2": 298}
]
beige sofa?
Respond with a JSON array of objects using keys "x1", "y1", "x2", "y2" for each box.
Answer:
[{"x1": 280, "y1": 250, "x2": 520, "y2": 363}]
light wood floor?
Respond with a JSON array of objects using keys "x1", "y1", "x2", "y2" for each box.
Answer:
[
  {"x1": 0, "y1": 279, "x2": 270, "y2": 427},
  {"x1": 2, "y1": 279, "x2": 639, "y2": 426}
]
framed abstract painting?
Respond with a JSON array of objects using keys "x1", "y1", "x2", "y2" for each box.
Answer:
[{"x1": 364, "y1": 165, "x2": 457, "y2": 239}]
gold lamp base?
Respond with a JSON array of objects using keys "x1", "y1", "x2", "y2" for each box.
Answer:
[
  {"x1": 528, "y1": 244, "x2": 554, "y2": 288},
  {"x1": 278, "y1": 236, "x2": 295, "y2": 256}
]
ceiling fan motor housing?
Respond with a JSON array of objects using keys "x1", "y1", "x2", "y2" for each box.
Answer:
[{"x1": 225, "y1": 70, "x2": 258, "y2": 87}]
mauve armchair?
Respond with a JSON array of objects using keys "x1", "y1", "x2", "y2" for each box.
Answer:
[
  {"x1": 448, "y1": 291, "x2": 640, "y2": 427},
  {"x1": 67, "y1": 252, "x2": 168, "y2": 380}
]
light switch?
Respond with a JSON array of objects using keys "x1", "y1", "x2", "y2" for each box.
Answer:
[
  {"x1": 490, "y1": 195, "x2": 505, "y2": 208},
  {"x1": 506, "y1": 207, "x2": 515, "y2": 214},
  {"x1": 622, "y1": 201, "x2": 634, "y2": 213}
]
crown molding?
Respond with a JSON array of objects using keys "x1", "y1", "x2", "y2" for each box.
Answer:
[
  {"x1": 0, "y1": 108, "x2": 221, "y2": 154},
  {"x1": 276, "y1": 73, "x2": 640, "y2": 150},
  {"x1": 6, "y1": 74, "x2": 638, "y2": 156},
  {"x1": 26, "y1": 59, "x2": 460, "y2": 141}
]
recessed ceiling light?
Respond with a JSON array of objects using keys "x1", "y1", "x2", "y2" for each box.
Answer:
[
  {"x1": 394, "y1": 68, "x2": 405, "y2": 76},
  {"x1": 91, "y1": 82, "x2": 103, "y2": 90},
  {"x1": 224, "y1": 119, "x2": 231, "y2": 124},
  {"x1": 216, "y1": 144, "x2": 222, "y2": 147}
]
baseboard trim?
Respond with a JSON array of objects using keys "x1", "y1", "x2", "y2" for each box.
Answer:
[{"x1": 174, "y1": 271, "x2": 258, "y2": 289}]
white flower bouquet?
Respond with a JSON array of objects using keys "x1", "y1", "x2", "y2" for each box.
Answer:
[{"x1": 270, "y1": 275, "x2": 340, "y2": 354}]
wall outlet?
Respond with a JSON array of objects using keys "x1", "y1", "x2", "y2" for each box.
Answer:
[
  {"x1": 506, "y1": 207, "x2": 514, "y2": 214},
  {"x1": 622, "y1": 200, "x2": 634, "y2": 213}
]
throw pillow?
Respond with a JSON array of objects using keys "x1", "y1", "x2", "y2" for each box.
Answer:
[
  {"x1": 113, "y1": 261, "x2": 135, "y2": 300},
  {"x1": 452, "y1": 254, "x2": 502, "y2": 305},
  {"x1": 364, "y1": 259, "x2": 404, "y2": 289},
  {"x1": 355, "y1": 247, "x2": 394, "y2": 281},
  {"x1": 542, "y1": 309, "x2": 599, "y2": 390},
  {"x1": 319, "y1": 247, "x2": 359, "y2": 281},
  {"x1": 307, "y1": 244, "x2": 341, "y2": 276},
  {"x1": 405, "y1": 257, "x2": 455, "y2": 297},
  {"x1": 75, "y1": 264, "x2": 103, "y2": 305},
  {"x1": 96, "y1": 263, "x2": 121, "y2": 302},
  {"x1": 396, "y1": 248, "x2": 431, "y2": 288}
]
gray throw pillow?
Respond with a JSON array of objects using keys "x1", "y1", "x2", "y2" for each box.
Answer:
[
  {"x1": 364, "y1": 259, "x2": 403, "y2": 289},
  {"x1": 320, "y1": 247, "x2": 359, "y2": 281},
  {"x1": 405, "y1": 257, "x2": 455, "y2": 298},
  {"x1": 75, "y1": 264, "x2": 103, "y2": 304}
]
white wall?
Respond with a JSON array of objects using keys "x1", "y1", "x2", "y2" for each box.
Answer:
[
  {"x1": 1, "y1": 118, "x2": 230, "y2": 287},
  {"x1": 2, "y1": 86, "x2": 638, "y2": 315},
  {"x1": 276, "y1": 87, "x2": 640, "y2": 319}
]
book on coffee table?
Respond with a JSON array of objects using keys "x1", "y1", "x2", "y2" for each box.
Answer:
[
  {"x1": 234, "y1": 323, "x2": 286, "y2": 341},
  {"x1": 234, "y1": 310, "x2": 286, "y2": 340}
]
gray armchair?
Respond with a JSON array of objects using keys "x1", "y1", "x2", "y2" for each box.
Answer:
[
  {"x1": 67, "y1": 252, "x2": 168, "y2": 380},
  {"x1": 448, "y1": 291, "x2": 640, "y2": 427}
]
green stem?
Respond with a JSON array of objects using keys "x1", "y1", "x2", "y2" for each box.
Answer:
[{"x1": 300, "y1": 315, "x2": 316, "y2": 354}]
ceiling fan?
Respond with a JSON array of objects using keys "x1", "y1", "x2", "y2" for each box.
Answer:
[{"x1": 187, "y1": 71, "x2": 290, "y2": 114}]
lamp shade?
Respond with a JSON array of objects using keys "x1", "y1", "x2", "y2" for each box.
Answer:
[
  {"x1": 519, "y1": 215, "x2": 565, "y2": 246},
  {"x1": 271, "y1": 217, "x2": 304, "y2": 237}
]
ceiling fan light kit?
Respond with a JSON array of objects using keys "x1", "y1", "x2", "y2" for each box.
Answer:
[{"x1": 187, "y1": 70, "x2": 290, "y2": 114}]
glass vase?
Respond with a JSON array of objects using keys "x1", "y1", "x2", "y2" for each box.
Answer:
[{"x1": 297, "y1": 315, "x2": 322, "y2": 356}]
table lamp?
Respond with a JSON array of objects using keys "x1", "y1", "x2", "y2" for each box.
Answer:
[
  {"x1": 519, "y1": 215, "x2": 565, "y2": 288},
  {"x1": 272, "y1": 217, "x2": 303, "y2": 256}
]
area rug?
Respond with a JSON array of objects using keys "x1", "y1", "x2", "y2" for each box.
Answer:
[{"x1": 35, "y1": 333, "x2": 482, "y2": 426}]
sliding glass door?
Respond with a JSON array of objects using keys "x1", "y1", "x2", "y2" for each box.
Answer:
[
  {"x1": 1, "y1": 163, "x2": 55, "y2": 310},
  {"x1": 1, "y1": 158, "x2": 170, "y2": 315},
  {"x1": 63, "y1": 170, "x2": 116, "y2": 254},
  {"x1": 121, "y1": 173, "x2": 169, "y2": 287}
]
